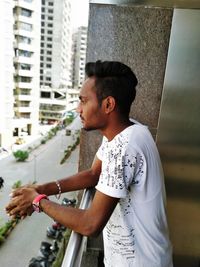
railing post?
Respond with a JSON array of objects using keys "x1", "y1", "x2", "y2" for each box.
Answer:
[{"x1": 61, "y1": 188, "x2": 94, "y2": 267}]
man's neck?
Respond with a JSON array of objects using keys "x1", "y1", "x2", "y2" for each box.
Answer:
[{"x1": 100, "y1": 117, "x2": 133, "y2": 141}]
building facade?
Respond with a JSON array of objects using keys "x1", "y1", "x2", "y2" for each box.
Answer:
[
  {"x1": 39, "y1": 0, "x2": 72, "y2": 124},
  {"x1": 71, "y1": 26, "x2": 87, "y2": 89},
  {"x1": 13, "y1": 0, "x2": 41, "y2": 137},
  {"x1": 0, "y1": 0, "x2": 14, "y2": 148}
]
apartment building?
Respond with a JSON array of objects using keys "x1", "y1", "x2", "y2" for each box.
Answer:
[
  {"x1": 0, "y1": 0, "x2": 14, "y2": 148},
  {"x1": 39, "y1": 0, "x2": 72, "y2": 124},
  {"x1": 13, "y1": 0, "x2": 41, "y2": 137},
  {"x1": 71, "y1": 26, "x2": 87, "y2": 89}
]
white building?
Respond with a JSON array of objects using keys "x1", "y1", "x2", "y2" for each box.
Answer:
[
  {"x1": 0, "y1": 0, "x2": 14, "y2": 148},
  {"x1": 13, "y1": 0, "x2": 41, "y2": 137},
  {"x1": 72, "y1": 26, "x2": 87, "y2": 89},
  {"x1": 39, "y1": 0, "x2": 72, "y2": 124}
]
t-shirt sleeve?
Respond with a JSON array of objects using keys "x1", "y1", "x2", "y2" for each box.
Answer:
[{"x1": 96, "y1": 145, "x2": 138, "y2": 198}]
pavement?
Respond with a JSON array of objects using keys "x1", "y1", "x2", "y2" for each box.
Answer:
[{"x1": 0, "y1": 117, "x2": 82, "y2": 267}]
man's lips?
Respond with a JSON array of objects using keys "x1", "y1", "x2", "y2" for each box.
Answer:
[{"x1": 80, "y1": 115, "x2": 84, "y2": 122}]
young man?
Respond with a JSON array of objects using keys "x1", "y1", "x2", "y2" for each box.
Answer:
[{"x1": 6, "y1": 61, "x2": 173, "y2": 267}]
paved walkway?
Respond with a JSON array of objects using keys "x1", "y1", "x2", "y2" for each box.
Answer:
[{"x1": 0, "y1": 117, "x2": 82, "y2": 266}]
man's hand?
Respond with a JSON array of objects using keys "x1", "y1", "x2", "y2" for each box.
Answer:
[{"x1": 6, "y1": 187, "x2": 39, "y2": 219}]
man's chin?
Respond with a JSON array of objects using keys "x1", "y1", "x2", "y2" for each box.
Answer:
[{"x1": 83, "y1": 125, "x2": 97, "y2": 131}]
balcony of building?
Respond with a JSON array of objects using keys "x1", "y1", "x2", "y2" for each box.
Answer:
[
  {"x1": 14, "y1": 0, "x2": 35, "y2": 11},
  {"x1": 14, "y1": 55, "x2": 35, "y2": 65},
  {"x1": 14, "y1": 41, "x2": 35, "y2": 53},
  {"x1": 15, "y1": 81, "x2": 33, "y2": 89},
  {"x1": 15, "y1": 68, "x2": 34, "y2": 78},
  {"x1": 14, "y1": 28, "x2": 34, "y2": 39}
]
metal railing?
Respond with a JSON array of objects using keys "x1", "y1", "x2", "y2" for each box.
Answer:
[{"x1": 61, "y1": 188, "x2": 94, "y2": 267}]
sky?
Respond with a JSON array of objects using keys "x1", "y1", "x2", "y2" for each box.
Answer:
[{"x1": 71, "y1": 0, "x2": 89, "y2": 29}]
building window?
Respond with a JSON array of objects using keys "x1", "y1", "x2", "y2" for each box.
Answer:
[
  {"x1": 19, "y1": 22, "x2": 32, "y2": 31},
  {"x1": 20, "y1": 63, "x2": 31, "y2": 70},
  {"x1": 41, "y1": 92, "x2": 51, "y2": 98},
  {"x1": 20, "y1": 77, "x2": 32, "y2": 83},
  {"x1": 18, "y1": 36, "x2": 31, "y2": 44},
  {"x1": 21, "y1": 8, "x2": 32, "y2": 17},
  {"x1": 18, "y1": 50, "x2": 32, "y2": 57}
]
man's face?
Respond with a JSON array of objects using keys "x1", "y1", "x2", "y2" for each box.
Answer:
[{"x1": 76, "y1": 77, "x2": 106, "y2": 131}]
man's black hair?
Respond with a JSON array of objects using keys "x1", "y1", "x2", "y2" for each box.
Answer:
[{"x1": 85, "y1": 60, "x2": 138, "y2": 117}]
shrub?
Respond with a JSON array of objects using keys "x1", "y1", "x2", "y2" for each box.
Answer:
[
  {"x1": 12, "y1": 180, "x2": 22, "y2": 189},
  {"x1": 0, "y1": 218, "x2": 19, "y2": 246},
  {"x1": 13, "y1": 150, "x2": 29, "y2": 161},
  {"x1": 41, "y1": 139, "x2": 46, "y2": 144}
]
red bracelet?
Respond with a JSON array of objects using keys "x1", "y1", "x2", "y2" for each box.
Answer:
[{"x1": 32, "y1": 194, "x2": 49, "y2": 213}]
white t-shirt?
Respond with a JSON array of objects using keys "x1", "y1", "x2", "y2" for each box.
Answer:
[{"x1": 96, "y1": 120, "x2": 173, "y2": 267}]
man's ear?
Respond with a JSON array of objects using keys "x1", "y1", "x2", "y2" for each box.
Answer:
[{"x1": 103, "y1": 96, "x2": 116, "y2": 114}]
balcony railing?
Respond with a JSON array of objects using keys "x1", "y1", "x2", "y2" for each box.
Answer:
[{"x1": 61, "y1": 188, "x2": 94, "y2": 267}]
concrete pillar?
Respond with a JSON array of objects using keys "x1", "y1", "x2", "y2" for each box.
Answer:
[{"x1": 79, "y1": 3, "x2": 172, "y2": 168}]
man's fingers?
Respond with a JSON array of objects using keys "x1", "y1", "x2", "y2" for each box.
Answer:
[
  {"x1": 6, "y1": 195, "x2": 22, "y2": 212},
  {"x1": 7, "y1": 205, "x2": 21, "y2": 217},
  {"x1": 10, "y1": 188, "x2": 23, "y2": 198}
]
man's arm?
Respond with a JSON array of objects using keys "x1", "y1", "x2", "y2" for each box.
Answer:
[
  {"x1": 6, "y1": 156, "x2": 102, "y2": 217},
  {"x1": 36, "y1": 155, "x2": 102, "y2": 196},
  {"x1": 38, "y1": 189, "x2": 119, "y2": 237}
]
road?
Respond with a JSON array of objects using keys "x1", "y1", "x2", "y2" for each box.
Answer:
[{"x1": 0, "y1": 117, "x2": 82, "y2": 266}]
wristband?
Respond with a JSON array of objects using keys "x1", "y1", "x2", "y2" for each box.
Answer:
[{"x1": 32, "y1": 194, "x2": 49, "y2": 213}]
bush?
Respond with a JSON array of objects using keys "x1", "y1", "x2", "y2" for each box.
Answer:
[
  {"x1": 0, "y1": 219, "x2": 19, "y2": 246},
  {"x1": 12, "y1": 180, "x2": 22, "y2": 189},
  {"x1": 41, "y1": 139, "x2": 46, "y2": 144},
  {"x1": 13, "y1": 150, "x2": 29, "y2": 161}
]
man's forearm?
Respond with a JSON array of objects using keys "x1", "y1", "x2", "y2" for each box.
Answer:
[{"x1": 37, "y1": 168, "x2": 99, "y2": 196}]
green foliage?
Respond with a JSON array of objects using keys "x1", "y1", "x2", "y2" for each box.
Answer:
[
  {"x1": 12, "y1": 180, "x2": 22, "y2": 189},
  {"x1": 60, "y1": 136, "x2": 80, "y2": 165},
  {"x1": 41, "y1": 126, "x2": 60, "y2": 145},
  {"x1": 41, "y1": 139, "x2": 46, "y2": 144},
  {"x1": 0, "y1": 219, "x2": 19, "y2": 246},
  {"x1": 13, "y1": 150, "x2": 29, "y2": 161}
]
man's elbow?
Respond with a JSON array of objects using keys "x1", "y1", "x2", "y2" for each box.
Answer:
[{"x1": 82, "y1": 222, "x2": 103, "y2": 237}]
